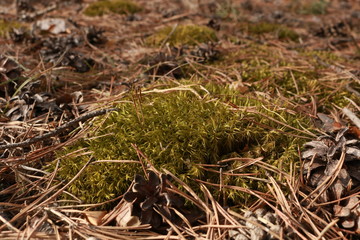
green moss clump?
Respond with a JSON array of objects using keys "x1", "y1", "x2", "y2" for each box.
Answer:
[
  {"x1": 300, "y1": 0, "x2": 328, "y2": 15},
  {"x1": 83, "y1": 0, "x2": 141, "y2": 17},
  {"x1": 146, "y1": 24, "x2": 218, "y2": 46},
  {"x1": 0, "y1": 20, "x2": 23, "y2": 38},
  {"x1": 213, "y1": 42, "x2": 360, "y2": 111},
  {"x1": 51, "y1": 84, "x2": 313, "y2": 207},
  {"x1": 244, "y1": 22, "x2": 299, "y2": 41}
]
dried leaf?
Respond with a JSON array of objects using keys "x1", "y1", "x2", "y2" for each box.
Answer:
[
  {"x1": 349, "y1": 126, "x2": 360, "y2": 138},
  {"x1": 116, "y1": 202, "x2": 141, "y2": 227},
  {"x1": 84, "y1": 211, "x2": 107, "y2": 226},
  {"x1": 317, "y1": 113, "x2": 343, "y2": 132},
  {"x1": 35, "y1": 18, "x2": 69, "y2": 34}
]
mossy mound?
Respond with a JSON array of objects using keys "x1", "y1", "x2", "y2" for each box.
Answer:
[
  {"x1": 146, "y1": 24, "x2": 218, "y2": 46},
  {"x1": 51, "y1": 83, "x2": 313, "y2": 207},
  {"x1": 0, "y1": 19, "x2": 23, "y2": 38},
  {"x1": 300, "y1": 0, "x2": 328, "y2": 15},
  {"x1": 215, "y1": 43, "x2": 357, "y2": 111},
  {"x1": 240, "y1": 22, "x2": 299, "y2": 41},
  {"x1": 83, "y1": 0, "x2": 141, "y2": 17}
]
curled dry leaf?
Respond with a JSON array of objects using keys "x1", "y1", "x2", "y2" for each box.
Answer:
[
  {"x1": 35, "y1": 18, "x2": 71, "y2": 35},
  {"x1": 116, "y1": 202, "x2": 141, "y2": 227},
  {"x1": 84, "y1": 211, "x2": 107, "y2": 226}
]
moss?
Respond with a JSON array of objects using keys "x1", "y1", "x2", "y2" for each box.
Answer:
[
  {"x1": 243, "y1": 22, "x2": 299, "y2": 41},
  {"x1": 215, "y1": 1, "x2": 241, "y2": 21},
  {"x1": 300, "y1": 50, "x2": 342, "y2": 64},
  {"x1": 145, "y1": 24, "x2": 218, "y2": 46},
  {"x1": 83, "y1": 0, "x2": 141, "y2": 17},
  {"x1": 0, "y1": 19, "x2": 23, "y2": 38},
  {"x1": 209, "y1": 42, "x2": 360, "y2": 114},
  {"x1": 300, "y1": 0, "x2": 328, "y2": 15},
  {"x1": 277, "y1": 28, "x2": 299, "y2": 41},
  {"x1": 50, "y1": 83, "x2": 312, "y2": 207}
]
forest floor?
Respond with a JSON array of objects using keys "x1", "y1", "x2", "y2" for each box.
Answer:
[{"x1": 0, "y1": 0, "x2": 360, "y2": 239}]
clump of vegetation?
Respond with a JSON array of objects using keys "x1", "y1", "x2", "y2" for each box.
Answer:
[
  {"x1": 0, "y1": 19, "x2": 23, "y2": 38},
  {"x1": 83, "y1": 0, "x2": 141, "y2": 17},
  {"x1": 242, "y1": 22, "x2": 299, "y2": 41},
  {"x1": 215, "y1": 42, "x2": 357, "y2": 111},
  {"x1": 300, "y1": 0, "x2": 329, "y2": 15},
  {"x1": 146, "y1": 24, "x2": 218, "y2": 46},
  {"x1": 51, "y1": 83, "x2": 312, "y2": 206}
]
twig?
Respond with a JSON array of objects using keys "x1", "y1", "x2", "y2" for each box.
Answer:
[
  {"x1": 0, "y1": 108, "x2": 117, "y2": 151},
  {"x1": 18, "y1": 3, "x2": 58, "y2": 21}
]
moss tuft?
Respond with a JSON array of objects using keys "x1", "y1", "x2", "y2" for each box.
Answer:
[
  {"x1": 213, "y1": 42, "x2": 360, "y2": 111},
  {"x1": 300, "y1": 0, "x2": 328, "y2": 15},
  {"x1": 83, "y1": 0, "x2": 141, "y2": 17},
  {"x1": 244, "y1": 22, "x2": 299, "y2": 41},
  {"x1": 0, "y1": 19, "x2": 23, "y2": 38},
  {"x1": 146, "y1": 24, "x2": 218, "y2": 46},
  {"x1": 50, "y1": 83, "x2": 312, "y2": 207}
]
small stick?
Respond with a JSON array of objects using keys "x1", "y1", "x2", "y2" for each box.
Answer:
[
  {"x1": 18, "y1": 3, "x2": 57, "y2": 21},
  {"x1": 0, "y1": 108, "x2": 117, "y2": 151}
]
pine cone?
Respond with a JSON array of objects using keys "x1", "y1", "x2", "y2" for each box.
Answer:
[
  {"x1": 302, "y1": 127, "x2": 360, "y2": 201},
  {"x1": 229, "y1": 208, "x2": 293, "y2": 240},
  {"x1": 122, "y1": 171, "x2": 184, "y2": 229},
  {"x1": 302, "y1": 116, "x2": 360, "y2": 233}
]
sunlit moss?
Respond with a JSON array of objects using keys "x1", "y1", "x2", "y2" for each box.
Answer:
[
  {"x1": 50, "y1": 83, "x2": 313, "y2": 207},
  {"x1": 211, "y1": 42, "x2": 359, "y2": 110},
  {"x1": 0, "y1": 19, "x2": 23, "y2": 38},
  {"x1": 301, "y1": 0, "x2": 329, "y2": 15},
  {"x1": 299, "y1": 50, "x2": 342, "y2": 65},
  {"x1": 146, "y1": 24, "x2": 218, "y2": 46},
  {"x1": 240, "y1": 22, "x2": 299, "y2": 41},
  {"x1": 83, "y1": 0, "x2": 141, "y2": 17}
]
